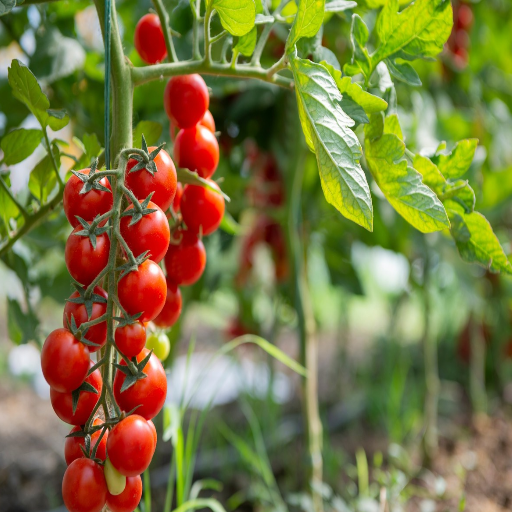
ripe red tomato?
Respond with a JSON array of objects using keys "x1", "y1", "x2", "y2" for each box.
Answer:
[
  {"x1": 134, "y1": 14, "x2": 167, "y2": 64},
  {"x1": 147, "y1": 419, "x2": 157, "y2": 449},
  {"x1": 113, "y1": 348, "x2": 167, "y2": 420},
  {"x1": 153, "y1": 280, "x2": 182, "y2": 328},
  {"x1": 115, "y1": 321, "x2": 147, "y2": 358},
  {"x1": 65, "y1": 227, "x2": 110, "y2": 286},
  {"x1": 50, "y1": 365, "x2": 102, "y2": 425},
  {"x1": 164, "y1": 74, "x2": 209, "y2": 129},
  {"x1": 170, "y1": 110, "x2": 216, "y2": 141},
  {"x1": 106, "y1": 475, "x2": 142, "y2": 512},
  {"x1": 120, "y1": 201, "x2": 170, "y2": 263},
  {"x1": 174, "y1": 125, "x2": 219, "y2": 179},
  {"x1": 172, "y1": 182, "x2": 183, "y2": 213},
  {"x1": 41, "y1": 328, "x2": 90, "y2": 393},
  {"x1": 456, "y1": 4, "x2": 473, "y2": 30},
  {"x1": 125, "y1": 147, "x2": 177, "y2": 213},
  {"x1": 63, "y1": 286, "x2": 108, "y2": 352},
  {"x1": 118, "y1": 259, "x2": 167, "y2": 322},
  {"x1": 62, "y1": 458, "x2": 107, "y2": 512},
  {"x1": 181, "y1": 181, "x2": 225, "y2": 236},
  {"x1": 164, "y1": 230, "x2": 206, "y2": 286},
  {"x1": 63, "y1": 169, "x2": 113, "y2": 228},
  {"x1": 65, "y1": 418, "x2": 108, "y2": 465},
  {"x1": 107, "y1": 415, "x2": 155, "y2": 476}
]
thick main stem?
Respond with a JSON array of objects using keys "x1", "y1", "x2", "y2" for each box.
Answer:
[{"x1": 286, "y1": 138, "x2": 323, "y2": 511}]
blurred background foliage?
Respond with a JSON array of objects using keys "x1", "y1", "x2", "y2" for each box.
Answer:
[{"x1": 1, "y1": 0, "x2": 512, "y2": 511}]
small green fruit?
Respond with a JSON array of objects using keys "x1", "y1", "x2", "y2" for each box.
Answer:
[
  {"x1": 104, "y1": 457, "x2": 126, "y2": 496},
  {"x1": 146, "y1": 332, "x2": 170, "y2": 361}
]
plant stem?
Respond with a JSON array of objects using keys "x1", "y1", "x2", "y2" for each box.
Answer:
[
  {"x1": 285, "y1": 125, "x2": 323, "y2": 512},
  {"x1": 0, "y1": 185, "x2": 64, "y2": 257},
  {"x1": 131, "y1": 60, "x2": 294, "y2": 89},
  {"x1": 421, "y1": 244, "x2": 439, "y2": 468},
  {"x1": 203, "y1": 7, "x2": 214, "y2": 65},
  {"x1": 470, "y1": 310, "x2": 487, "y2": 416},
  {"x1": 152, "y1": 0, "x2": 178, "y2": 63},
  {"x1": 192, "y1": 0, "x2": 201, "y2": 60}
]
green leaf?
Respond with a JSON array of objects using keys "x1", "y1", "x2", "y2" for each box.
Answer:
[
  {"x1": 339, "y1": 97, "x2": 368, "y2": 125},
  {"x1": 364, "y1": 114, "x2": 449, "y2": 233},
  {"x1": 209, "y1": 0, "x2": 256, "y2": 36},
  {"x1": 324, "y1": 0, "x2": 356, "y2": 12},
  {"x1": 221, "y1": 334, "x2": 307, "y2": 376},
  {"x1": 172, "y1": 498, "x2": 227, "y2": 512},
  {"x1": 414, "y1": 154, "x2": 475, "y2": 213},
  {"x1": 74, "y1": 133, "x2": 103, "y2": 169},
  {"x1": 177, "y1": 168, "x2": 231, "y2": 201},
  {"x1": 434, "y1": 139, "x2": 478, "y2": 179},
  {"x1": 385, "y1": 59, "x2": 422, "y2": 86},
  {"x1": 219, "y1": 211, "x2": 241, "y2": 235},
  {"x1": 0, "y1": 174, "x2": 20, "y2": 228},
  {"x1": 1, "y1": 129, "x2": 43, "y2": 165},
  {"x1": 29, "y1": 145, "x2": 60, "y2": 203},
  {"x1": 322, "y1": 61, "x2": 388, "y2": 114},
  {"x1": 133, "y1": 121, "x2": 163, "y2": 148},
  {"x1": 290, "y1": 55, "x2": 373, "y2": 231},
  {"x1": 286, "y1": 0, "x2": 325, "y2": 49},
  {"x1": 234, "y1": 26, "x2": 257, "y2": 56},
  {"x1": 446, "y1": 201, "x2": 512, "y2": 274},
  {"x1": 0, "y1": 0, "x2": 15, "y2": 17},
  {"x1": 347, "y1": 14, "x2": 372, "y2": 79},
  {"x1": 8, "y1": 59, "x2": 70, "y2": 130},
  {"x1": 7, "y1": 298, "x2": 39, "y2": 345},
  {"x1": 371, "y1": 0, "x2": 453, "y2": 65}
]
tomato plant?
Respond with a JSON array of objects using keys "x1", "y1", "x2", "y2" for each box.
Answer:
[{"x1": 1, "y1": 0, "x2": 512, "y2": 510}]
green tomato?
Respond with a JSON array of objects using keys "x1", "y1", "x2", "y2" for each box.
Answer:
[
  {"x1": 104, "y1": 457, "x2": 126, "y2": 496},
  {"x1": 146, "y1": 332, "x2": 170, "y2": 361}
]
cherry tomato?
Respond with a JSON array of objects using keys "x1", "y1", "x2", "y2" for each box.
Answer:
[
  {"x1": 62, "y1": 458, "x2": 107, "y2": 512},
  {"x1": 41, "y1": 328, "x2": 90, "y2": 393},
  {"x1": 164, "y1": 230, "x2": 206, "y2": 286},
  {"x1": 63, "y1": 168, "x2": 113, "y2": 228},
  {"x1": 125, "y1": 147, "x2": 177, "y2": 213},
  {"x1": 120, "y1": 201, "x2": 170, "y2": 263},
  {"x1": 63, "y1": 286, "x2": 108, "y2": 352},
  {"x1": 174, "y1": 125, "x2": 219, "y2": 179},
  {"x1": 164, "y1": 74, "x2": 209, "y2": 129},
  {"x1": 170, "y1": 110, "x2": 215, "y2": 141},
  {"x1": 113, "y1": 348, "x2": 167, "y2": 420},
  {"x1": 456, "y1": 4, "x2": 473, "y2": 30},
  {"x1": 134, "y1": 14, "x2": 167, "y2": 64},
  {"x1": 147, "y1": 419, "x2": 157, "y2": 449},
  {"x1": 115, "y1": 321, "x2": 147, "y2": 358},
  {"x1": 181, "y1": 181, "x2": 225, "y2": 236},
  {"x1": 65, "y1": 226, "x2": 110, "y2": 286},
  {"x1": 153, "y1": 280, "x2": 182, "y2": 328},
  {"x1": 107, "y1": 415, "x2": 155, "y2": 476},
  {"x1": 65, "y1": 418, "x2": 108, "y2": 465},
  {"x1": 146, "y1": 332, "x2": 170, "y2": 361},
  {"x1": 106, "y1": 475, "x2": 143, "y2": 512},
  {"x1": 172, "y1": 182, "x2": 183, "y2": 213},
  {"x1": 50, "y1": 365, "x2": 102, "y2": 425},
  {"x1": 118, "y1": 259, "x2": 167, "y2": 322}
]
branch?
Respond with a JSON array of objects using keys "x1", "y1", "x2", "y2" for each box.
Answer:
[
  {"x1": 131, "y1": 60, "x2": 294, "y2": 89},
  {"x1": 0, "y1": 176, "x2": 29, "y2": 219},
  {"x1": 152, "y1": 0, "x2": 178, "y2": 63},
  {"x1": 0, "y1": 185, "x2": 64, "y2": 258}
]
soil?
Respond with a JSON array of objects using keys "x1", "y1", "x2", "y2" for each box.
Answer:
[{"x1": 2, "y1": 377, "x2": 512, "y2": 512}]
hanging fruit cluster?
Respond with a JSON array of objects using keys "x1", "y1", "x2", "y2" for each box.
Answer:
[{"x1": 40, "y1": 36, "x2": 225, "y2": 507}]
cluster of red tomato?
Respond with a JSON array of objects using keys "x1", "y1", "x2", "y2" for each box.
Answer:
[
  {"x1": 39, "y1": 30, "x2": 225, "y2": 507},
  {"x1": 446, "y1": 1, "x2": 473, "y2": 69}
]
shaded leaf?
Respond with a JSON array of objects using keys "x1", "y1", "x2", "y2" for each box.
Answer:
[
  {"x1": 234, "y1": 27, "x2": 257, "y2": 57},
  {"x1": 386, "y1": 59, "x2": 422, "y2": 86},
  {"x1": 133, "y1": 121, "x2": 163, "y2": 149}
]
